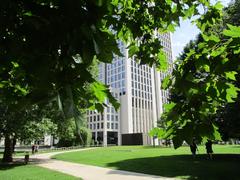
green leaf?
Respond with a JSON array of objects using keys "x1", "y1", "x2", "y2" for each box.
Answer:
[
  {"x1": 23, "y1": 11, "x2": 32, "y2": 16},
  {"x1": 223, "y1": 24, "x2": 240, "y2": 38},
  {"x1": 234, "y1": 48, "x2": 240, "y2": 54},
  {"x1": 213, "y1": 124, "x2": 221, "y2": 141},
  {"x1": 184, "y1": 5, "x2": 196, "y2": 18},
  {"x1": 0, "y1": 82, "x2": 4, "y2": 88},
  {"x1": 202, "y1": 34, "x2": 220, "y2": 42},
  {"x1": 167, "y1": 24, "x2": 175, "y2": 32},
  {"x1": 209, "y1": 34, "x2": 220, "y2": 42},
  {"x1": 111, "y1": 0, "x2": 118, "y2": 6},
  {"x1": 202, "y1": 34, "x2": 209, "y2": 41},
  {"x1": 157, "y1": 50, "x2": 168, "y2": 71},
  {"x1": 149, "y1": 127, "x2": 165, "y2": 138},
  {"x1": 91, "y1": 82, "x2": 107, "y2": 102},
  {"x1": 165, "y1": 0, "x2": 172, "y2": 6},
  {"x1": 226, "y1": 83, "x2": 239, "y2": 103},
  {"x1": 188, "y1": 88, "x2": 199, "y2": 96},
  {"x1": 164, "y1": 103, "x2": 176, "y2": 112},
  {"x1": 214, "y1": 1, "x2": 224, "y2": 10},
  {"x1": 225, "y1": 71, "x2": 237, "y2": 81},
  {"x1": 162, "y1": 75, "x2": 171, "y2": 90},
  {"x1": 210, "y1": 46, "x2": 226, "y2": 57},
  {"x1": 203, "y1": 64, "x2": 210, "y2": 72},
  {"x1": 128, "y1": 44, "x2": 139, "y2": 57}
]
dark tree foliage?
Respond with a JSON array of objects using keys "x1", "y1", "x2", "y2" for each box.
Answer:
[
  {"x1": 0, "y1": 0, "x2": 228, "y2": 160},
  {"x1": 160, "y1": 0, "x2": 240, "y2": 148}
]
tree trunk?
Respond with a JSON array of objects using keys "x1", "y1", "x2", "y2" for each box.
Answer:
[
  {"x1": 12, "y1": 137, "x2": 17, "y2": 153},
  {"x1": 2, "y1": 135, "x2": 13, "y2": 162}
]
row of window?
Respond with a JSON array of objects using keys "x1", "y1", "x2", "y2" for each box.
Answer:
[
  {"x1": 132, "y1": 98, "x2": 153, "y2": 109},
  {"x1": 107, "y1": 58, "x2": 125, "y2": 69},
  {"x1": 88, "y1": 122, "x2": 118, "y2": 130},
  {"x1": 87, "y1": 115, "x2": 103, "y2": 122},
  {"x1": 132, "y1": 89, "x2": 153, "y2": 100},
  {"x1": 107, "y1": 107, "x2": 118, "y2": 113},
  {"x1": 107, "y1": 114, "x2": 119, "y2": 121},
  {"x1": 89, "y1": 122, "x2": 104, "y2": 129},
  {"x1": 131, "y1": 67, "x2": 151, "y2": 77},
  {"x1": 108, "y1": 79, "x2": 125, "y2": 87},
  {"x1": 107, "y1": 71, "x2": 125, "y2": 80},
  {"x1": 131, "y1": 61, "x2": 152, "y2": 73},
  {"x1": 131, "y1": 81, "x2": 152, "y2": 92},
  {"x1": 131, "y1": 74, "x2": 152, "y2": 86},
  {"x1": 107, "y1": 67, "x2": 125, "y2": 75}
]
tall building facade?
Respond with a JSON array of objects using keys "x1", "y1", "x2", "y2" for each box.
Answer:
[{"x1": 87, "y1": 33, "x2": 173, "y2": 146}]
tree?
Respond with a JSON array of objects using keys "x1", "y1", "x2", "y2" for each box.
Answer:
[
  {"x1": 160, "y1": 0, "x2": 240, "y2": 148},
  {"x1": 0, "y1": 0, "x2": 226, "y2": 161},
  {"x1": 19, "y1": 118, "x2": 57, "y2": 144},
  {"x1": 213, "y1": 0, "x2": 240, "y2": 141},
  {"x1": 0, "y1": 101, "x2": 61, "y2": 162}
]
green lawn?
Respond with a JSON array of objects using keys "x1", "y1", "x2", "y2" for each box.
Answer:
[
  {"x1": 53, "y1": 145, "x2": 240, "y2": 180},
  {"x1": 0, "y1": 164, "x2": 80, "y2": 180}
]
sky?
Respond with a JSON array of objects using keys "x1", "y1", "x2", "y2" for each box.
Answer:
[{"x1": 171, "y1": 0, "x2": 232, "y2": 60}]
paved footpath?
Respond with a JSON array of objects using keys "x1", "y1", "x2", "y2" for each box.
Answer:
[{"x1": 32, "y1": 148, "x2": 177, "y2": 180}]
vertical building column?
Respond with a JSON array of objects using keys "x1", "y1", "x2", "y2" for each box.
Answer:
[
  {"x1": 103, "y1": 130, "x2": 107, "y2": 147},
  {"x1": 151, "y1": 67, "x2": 159, "y2": 146},
  {"x1": 103, "y1": 109, "x2": 107, "y2": 146}
]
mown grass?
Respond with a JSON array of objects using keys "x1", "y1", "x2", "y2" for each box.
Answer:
[
  {"x1": 0, "y1": 164, "x2": 80, "y2": 180},
  {"x1": 53, "y1": 145, "x2": 240, "y2": 180}
]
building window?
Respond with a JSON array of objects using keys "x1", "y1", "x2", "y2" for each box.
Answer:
[{"x1": 107, "y1": 123, "x2": 110, "y2": 129}]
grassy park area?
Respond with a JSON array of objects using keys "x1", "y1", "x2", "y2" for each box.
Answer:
[
  {"x1": 0, "y1": 164, "x2": 80, "y2": 180},
  {"x1": 53, "y1": 145, "x2": 240, "y2": 180}
]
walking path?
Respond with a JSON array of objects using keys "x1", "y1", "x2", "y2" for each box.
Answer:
[{"x1": 31, "y1": 148, "x2": 177, "y2": 180}]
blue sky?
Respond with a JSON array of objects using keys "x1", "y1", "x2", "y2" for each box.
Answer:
[{"x1": 172, "y1": 0, "x2": 232, "y2": 59}]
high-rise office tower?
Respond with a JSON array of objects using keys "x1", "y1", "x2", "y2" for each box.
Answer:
[{"x1": 87, "y1": 33, "x2": 173, "y2": 146}]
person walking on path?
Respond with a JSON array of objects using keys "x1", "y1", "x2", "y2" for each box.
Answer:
[
  {"x1": 205, "y1": 139, "x2": 213, "y2": 159},
  {"x1": 32, "y1": 144, "x2": 35, "y2": 154},
  {"x1": 190, "y1": 140, "x2": 198, "y2": 157}
]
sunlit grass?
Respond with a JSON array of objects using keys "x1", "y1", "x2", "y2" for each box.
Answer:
[
  {"x1": 53, "y1": 145, "x2": 240, "y2": 180},
  {"x1": 0, "y1": 164, "x2": 80, "y2": 180}
]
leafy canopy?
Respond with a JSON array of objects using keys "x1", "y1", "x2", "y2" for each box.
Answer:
[
  {"x1": 159, "y1": 0, "x2": 240, "y2": 148},
  {"x1": 0, "y1": 0, "x2": 235, "y2": 151},
  {"x1": 0, "y1": 0, "x2": 223, "y2": 112}
]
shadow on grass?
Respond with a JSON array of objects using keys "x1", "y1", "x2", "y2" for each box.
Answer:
[
  {"x1": 0, "y1": 157, "x2": 50, "y2": 171},
  {"x1": 0, "y1": 164, "x2": 26, "y2": 171},
  {"x1": 107, "y1": 154, "x2": 240, "y2": 180}
]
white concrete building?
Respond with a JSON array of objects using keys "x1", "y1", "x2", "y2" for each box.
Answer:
[{"x1": 87, "y1": 33, "x2": 173, "y2": 146}]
